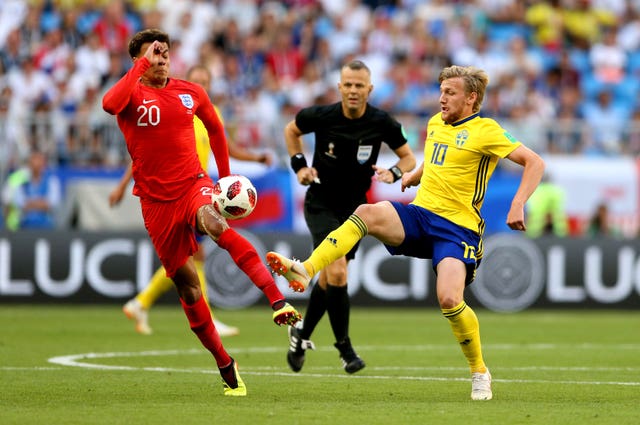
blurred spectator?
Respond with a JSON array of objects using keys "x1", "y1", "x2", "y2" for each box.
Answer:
[
  {"x1": 212, "y1": 18, "x2": 244, "y2": 56},
  {"x1": 287, "y1": 61, "x2": 328, "y2": 109},
  {"x1": 59, "y1": 7, "x2": 82, "y2": 49},
  {"x1": 624, "y1": 108, "x2": 640, "y2": 155},
  {"x1": 1, "y1": 164, "x2": 28, "y2": 231},
  {"x1": 292, "y1": 13, "x2": 322, "y2": 62},
  {"x1": 526, "y1": 173, "x2": 569, "y2": 238},
  {"x1": 33, "y1": 28, "x2": 72, "y2": 83},
  {"x1": 370, "y1": 54, "x2": 424, "y2": 115},
  {"x1": 339, "y1": 0, "x2": 371, "y2": 36},
  {"x1": 85, "y1": 52, "x2": 126, "y2": 167},
  {"x1": 219, "y1": 0, "x2": 261, "y2": 36},
  {"x1": 525, "y1": 0, "x2": 565, "y2": 54},
  {"x1": 0, "y1": 28, "x2": 28, "y2": 72},
  {"x1": 264, "y1": 25, "x2": 305, "y2": 91},
  {"x1": 4, "y1": 149, "x2": 61, "y2": 230},
  {"x1": 581, "y1": 89, "x2": 630, "y2": 154},
  {"x1": 1, "y1": 0, "x2": 640, "y2": 173},
  {"x1": 311, "y1": 37, "x2": 337, "y2": 82},
  {"x1": 477, "y1": 0, "x2": 524, "y2": 24},
  {"x1": 547, "y1": 99, "x2": 586, "y2": 154},
  {"x1": 589, "y1": 26, "x2": 627, "y2": 85},
  {"x1": 211, "y1": 53, "x2": 249, "y2": 104},
  {"x1": 20, "y1": 4, "x2": 45, "y2": 51},
  {"x1": 444, "y1": 12, "x2": 481, "y2": 54},
  {"x1": 562, "y1": 0, "x2": 617, "y2": 51},
  {"x1": 5, "y1": 55, "x2": 57, "y2": 159},
  {"x1": 231, "y1": 82, "x2": 282, "y2": 156},
  {"x1": 502, "y1": 36, "x2": 543, "y2": 84},
  {"x1": 324, "y1": 13, "x2": 360, "y2": 64},
  {"x1": 74, "y1": 32, "x2": 110, "y2": 84},
  {"x1": 0, "y1": 0, "x2": 27, "y2": 49},
  {"x1": 75, "y1": 0, "x2": 102, "y2": 36},
  {"x1": 92, "y1": 0, "x2": 133, "y2": 56},
  {"x1": 617, "y1": 4, "x2": 640, "y2": 52},
  {"x1": 416, "y1": 0, "x2": 456, "y2": 38},
  {"x1": 542, "y1": 50, "x2": 581, "y2": 103},
  {"x1": 586, "y1": 202, "x2": 622, "y2": 237},
  {"x1": 450, "y1": 32, "x2": 509, "y2": 84},
  {"x1": 235, "y1": 29, "x2": 266, "y2": 88}
]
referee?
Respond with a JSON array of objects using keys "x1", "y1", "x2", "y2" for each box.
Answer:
[{"x1": 282, "y1": 59, "x2": 416, "y2": 373}]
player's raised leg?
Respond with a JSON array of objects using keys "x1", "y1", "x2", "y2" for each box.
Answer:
[
  {"x1": 198, "y1": 203, "x2": 301, "y2": 326},
  {"x1": 267, "y1": 214, "x2": 368, "y2": 292}
]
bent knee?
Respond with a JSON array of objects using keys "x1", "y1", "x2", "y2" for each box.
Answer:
[
  {"x1": 324, "y1": 259, "x2": 348, "y2": 285},
  {"x1": 197, "y1": 204, "x2": 228, "y2": 239},
  {"x1": 438, "y1": 295, "x2": 463, "y2": 310}
]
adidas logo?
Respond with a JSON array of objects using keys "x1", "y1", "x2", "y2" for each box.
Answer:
[
  {"x1": 326, "y1": 237, "x2": 337, "y2": 247},
  {"x1": 460, "y1": 339, "x2": 471, "y2": 346}
]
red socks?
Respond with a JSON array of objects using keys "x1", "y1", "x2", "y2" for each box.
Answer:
[
  {"x1": 180, "y1": 296, "x2": 230, "y2": 368},
  {"x1": 217, "y1": 228, "x2": 284, "y2": 306}
]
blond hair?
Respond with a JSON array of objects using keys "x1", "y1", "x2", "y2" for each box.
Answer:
[{"x1": 438, "y1": 65, "x2": 489, "y2": 113}]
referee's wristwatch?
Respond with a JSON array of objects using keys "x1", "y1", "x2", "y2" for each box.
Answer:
[{"x1": 389, "y1": 165, "x2": 403, "y2": 182}]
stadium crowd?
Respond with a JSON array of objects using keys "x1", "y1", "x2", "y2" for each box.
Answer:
[{"x1": 1, "y1": 0, "x2": 639, "y2": 231}]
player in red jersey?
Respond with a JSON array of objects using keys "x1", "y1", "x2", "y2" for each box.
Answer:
[{"x1": 102, "y1": 28, "x2": 301, "y2": 396}]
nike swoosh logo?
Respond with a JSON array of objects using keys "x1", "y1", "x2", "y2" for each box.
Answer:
[{"x1": 142, "y1": 99, "x2": 157, "y2": 104}]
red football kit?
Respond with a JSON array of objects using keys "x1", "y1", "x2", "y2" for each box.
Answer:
[{"x1": 103, "y1": 57, "x2": 231, "y2": 276}]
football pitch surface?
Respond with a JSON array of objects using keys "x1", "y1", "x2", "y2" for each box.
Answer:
[{"x1": 1, "y1": 305, "x2": 638, "y2": 425}]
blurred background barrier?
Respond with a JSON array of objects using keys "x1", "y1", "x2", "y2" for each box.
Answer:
[
  {"x1": 46, "y1": 153, "x2": 640, "y2": 237},
  {"x1": 1, "y1": 230, "x2": 638, "y2": 311}
]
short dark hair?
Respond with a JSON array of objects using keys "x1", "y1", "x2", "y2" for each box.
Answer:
[
  {"x1": 342, "y1": 59, "x2": 370, "y2": 75},
  {"x1": 128, "y1": 29, "x2": 170, "y2": 59}
]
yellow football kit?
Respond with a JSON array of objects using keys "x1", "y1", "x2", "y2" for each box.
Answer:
[
  {"x1": 301, "y1": 112, "x2": 523, "y2": 376},
  {"x1": 413, "y1": 112, "x2": 522, "y2": 235}
]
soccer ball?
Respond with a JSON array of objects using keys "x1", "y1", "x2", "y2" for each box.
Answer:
[{"x1": 212, "y1": 175, "x2": 258, "y2": 219}]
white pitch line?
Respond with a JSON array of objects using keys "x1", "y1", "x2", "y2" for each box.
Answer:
[
  {"x1": 8, "y1": 364, "x2": 640, "y2": 388},
  {"x1": 38, "y1": 345, "x2": 640, "y2": 387}
]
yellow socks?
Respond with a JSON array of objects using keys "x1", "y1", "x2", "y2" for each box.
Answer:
[
  {"x1": 136, "y1": 260, "x2": 211, "y2": 315},
  {"x1": 136, "y1": 266, "x2": 173, "y2": 309},
  {"x1": 442, "y1": 301, "x2": 487, "y2": 374},
  {"x1": 304, "y1": 214, "x2": 367, "y2": 275},
  {"x1": 194, "y1": 260, "x2": 213, "y2": 315}
]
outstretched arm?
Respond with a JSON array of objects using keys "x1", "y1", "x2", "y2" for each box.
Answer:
[
  {"x1": 197, "y1": 89, "x2": 230, "y2": 178},
  {"x1": 505, "y1": 145, "x2": 546, "y2": 231},
  {"x1": 229, "y1": 144, "x2": 272, "y2": 165},
  {"x1": 373, "y1": 143, "x2": 416, "y2": 184}
]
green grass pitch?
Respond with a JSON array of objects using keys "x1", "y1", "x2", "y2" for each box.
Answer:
[{"x1": 1, "y1": 305, "x2": 638, "y2": 424}]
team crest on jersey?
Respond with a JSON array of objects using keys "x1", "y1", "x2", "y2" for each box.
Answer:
[
  {"x1": 455, "y1": 129, "x2": 469, "y2": 147},
  {"x1": 178, "y1": 94, "x2": 194, "y2": 109},
  {"x1": 357, "y1": 145, "x2": 373, "y2": 164}
]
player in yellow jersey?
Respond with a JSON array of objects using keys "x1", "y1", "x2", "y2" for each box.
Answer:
[
  {"x1": 267, "y1": 65, "x2": 545, "y2": 400},
  {"x1": 111, "y1": 64, "x2": 272, "y2": 336}
]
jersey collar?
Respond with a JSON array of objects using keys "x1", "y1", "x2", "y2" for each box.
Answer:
[{"x1": 450, "y1": 112, "x2": 479, "y2": 127}]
